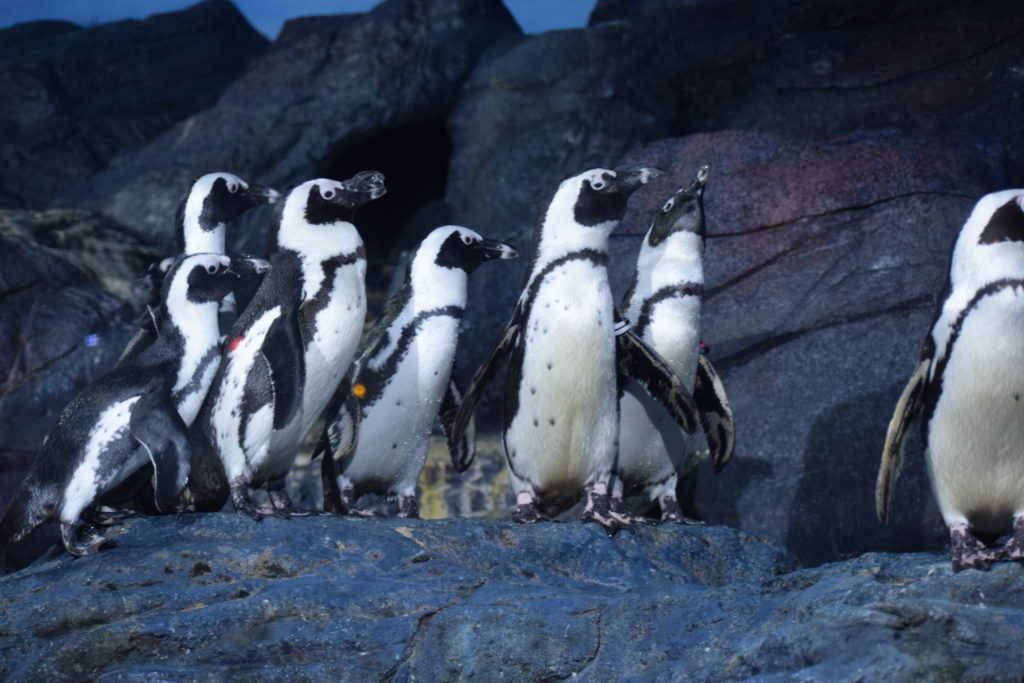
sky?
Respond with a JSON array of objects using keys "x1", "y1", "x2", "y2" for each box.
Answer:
[{"x1": 0, "y1": 0, "x2": 598, "y2": 38}]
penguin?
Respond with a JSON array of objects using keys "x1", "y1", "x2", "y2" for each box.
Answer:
[
  {"x1": 188, "y1": 171, "x2": 386, "y2": 519},
  {"x1": 614, "y1": 165, "x2": 735, "y2": 522},
  {"x1": 0, "y1": 253, "x2": 270, "y2": 556},
  {"x1": 451, "y1": 165, "x2": 701, "y2": 534},
  {"x1": 120, "y1": 172, "x2": 280, "y2": 361},
  {"x1": 317, "y1": 226, "x2": 518, "y2": 518},
  {"x1": 877, "y1": 189, "x2": 1024, "y2": 571}
]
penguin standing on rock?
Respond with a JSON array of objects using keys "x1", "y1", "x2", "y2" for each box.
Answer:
[
  {"x1": 615, "y1": 165, "x2": 735, "y2": 522},
  {"x1": 317, "y1": 226, "x2": 518, "y2": 518},
  {"x1": 451, "y1": 166, "x2": 701, "y2": 534},
  {"x1": 121, "y1": 172, "x2": 279, "y2": 361},
  {"x1": 878, "y1": 189, "x2": 1024, "y2": 571},
  {"x1": 0, "y1": 253, "x2": 270, "y2": 556},
  {"x1": 188, "y1": 172, "x2": 386, "y2": 519}
]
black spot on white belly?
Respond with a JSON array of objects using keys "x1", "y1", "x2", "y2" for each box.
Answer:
[
  {"x1": 547, "y1": 362, "x2": 553, "y2": 370},
  {"x1": 548, "y1": 417, "x2": 555, "y2": 426},
  {"x1": 533, "y1": 418, "x2": 539, "y2": 427}
]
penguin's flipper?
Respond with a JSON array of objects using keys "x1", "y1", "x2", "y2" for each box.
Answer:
[
  {"x1": 129, "y1": 391, "x2": 192, "y2": 513},
  {"x1": 117, "y1": 318, "x2": 158, "y2": 364},
  {"x1": 876, "y1": 358, "x2": 929, "y2": 524},
  {"x1": 616, "y1": 327, "x2": 699, "y2": 434},
  {"x1": 451, "y1": 314, "x2": 521, "y2": 472},
  {"x1": 440, "y1": 377, "x2": 475, "y2": 470},
  {"x1": 693, "y1": 354, "x2": 735, "y2": 472},
  {"x1": 262, "y1": 310, "x2": 306, "y2": 430},
  {"x1": 319, "y1": 390, "x2": 360, "y2": 513}
]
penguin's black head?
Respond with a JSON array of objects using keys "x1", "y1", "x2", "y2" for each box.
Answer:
[
  {"x1": 433, "y1": 226, "x2": 519, "y2": 273},
  {"x1": 304, "y1": 172, "x2": 387, "y2": 225},
  {"x1": 978, "y1": 194, "x2": 1024, "y2": 245},
  {"x1": 572, "y1": 165, "x2": 662, "y2": 227},
  {"x1": 180, "y1": 172, "x2": 280, "y2": 237},
  {"x1": 163, "y1": 253, "x2": 271, "y2": 308},
  {"x1": 648, "y1": 164, "x2": 710, "y2": 247}
]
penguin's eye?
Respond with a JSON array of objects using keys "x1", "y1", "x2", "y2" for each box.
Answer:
[
  {"x1": 662, "y1": 199, "x2": 674, "y2": 213},
  {"x1": 226, "y1": 181, "x2": 239, "y2": 194},
  {"x1": 590, "y1": 179, "x2": 606, "y2": 191},
  {"x1": 206, "y1": 264, "x2": 220, "y2": 275},
  {"x1": 461, "y1": 234, "x2": 475, "y2": 246},
  {"x1": 322, "y1": 187, "x2": 336, "y2": 200}
]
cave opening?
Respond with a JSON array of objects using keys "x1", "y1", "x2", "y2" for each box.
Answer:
[{"x1": 319, "y1": 118, "x2": 453, "y2": 297}]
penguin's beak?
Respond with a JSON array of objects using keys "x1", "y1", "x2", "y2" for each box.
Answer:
[
  {"x1": 228, "y1": 256, "x2": 271, "y2": 277},
  {"x1": 244, "y1": 184, "x2": 281, "y2": 206},
  {"x1": 611, "y1": 165, "x2": 662, "y2": 195},
  {"x1": 336, "y1": 171, "x2": 387, "y2": 209},
  {"x1": 682, "y1": 164, "x2": 710, "y2": 196},
  {"x1": 476, "y1": 238, "x2": 518, "y2": 261}
]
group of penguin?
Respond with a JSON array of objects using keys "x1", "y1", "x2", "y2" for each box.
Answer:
[
  {"x1": 0, "y1": 162, "x2": 735, "y2": 558},
  {"x1": 2, "y1": 157, "x2": 1023, "y2": 575}
]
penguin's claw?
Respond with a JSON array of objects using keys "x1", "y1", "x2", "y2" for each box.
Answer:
[
  {"x1": 582, "y1": 489, "x2": 636, "y2": 536},
  {"x1": 230, "y1": 480, "x2": 268, "y2": 521},
  {"x1": 660, "y1": 497, "x2": 705, "y2": 525},
  {"x1": 950, "y1": 523, "x2": 999, "y2": 571},
  {"x1": 398, "y1": 496, "x2": 420, "y2": 519},
  {"x1": 1000, "y1": 517, "x2": 1024, "y2": 562},
  {"x1": 61, "y1": 522, "x2": 113, "y2": 557},
  {"x1": 512, "y1": 502, "x2": 544, "y2": 524}
]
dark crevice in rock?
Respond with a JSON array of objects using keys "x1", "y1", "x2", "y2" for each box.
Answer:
[
  {"x1": 709, "y1": 190, "x2": 978, "y2": 239},
  {"x1": 715, "y1": 294, "x2": 934, "y2": 370}
]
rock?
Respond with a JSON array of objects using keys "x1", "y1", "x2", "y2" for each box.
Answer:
[
  {"x1": 0, "y1": 216, "x2": 149, "y2": 515},
  {"x1": 609, "y1": 127, "x2": 1011, "y2": 566},
  {"x1": 2, "y1": 515, "x2": 1023, "y2": 680},
  {"x1": 58, "y1": 0, "x2": 522, "y2": 256},
  {"x1": 0, "y1": 1, "x2": 269, "y2": 209}
]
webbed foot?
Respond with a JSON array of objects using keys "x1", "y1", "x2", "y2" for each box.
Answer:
[
  {"x1": 397, "y1": 495, "x2": 419, "y2": 519},
  {"x1": 660, "y1": 496, "x2": 705, "y2": 525},
  {"x1": 1000, "y1": 516, "x2": 1024, "y2": 562},
  {"x1": 582, "y1": 487, "x2": 636, "y2": 536},
  {"x1": 950, "y1": 522, "x2": 999, "y2": 571},
  {"x1": 61, "y1": 522, "x2": 113, "y2": 557}
]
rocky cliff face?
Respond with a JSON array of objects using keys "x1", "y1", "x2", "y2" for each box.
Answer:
[{"x1": 0, "y1": 0, "x2": 1022, "y2": 587}]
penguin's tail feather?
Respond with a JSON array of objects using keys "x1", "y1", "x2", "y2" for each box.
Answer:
[{"x1": 0, "y1": 477, "x2": 59, "y2": 548}]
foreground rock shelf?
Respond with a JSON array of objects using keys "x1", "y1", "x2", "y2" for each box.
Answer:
[{"x1": 2, "y1": 515, "x2": 1023, "y2": 680}]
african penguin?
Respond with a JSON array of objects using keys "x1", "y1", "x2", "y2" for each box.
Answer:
[
  {"x1": 451, "y1": 165, "x2": 701, "y2": 534},
  {"x1": 120, "y1": 172, "x2": 279, "y2": 362},
  {"x1": 317, "y1": 226, "x2": 517, "y2": 518},
  {"x1": 188, "y1": 171, "x2": 386, "y2": 519},
  {"x1": 615, "y1": 165, "x2": 735, "y2": 523},
  {"x1": 877, "y1": 189, "x2": 1024, "y2": 571},
  {"x1": 0, "y1": 253, "x2": 269, "y2": 556}
]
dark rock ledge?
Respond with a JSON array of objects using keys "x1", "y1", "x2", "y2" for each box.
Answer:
[{"x1": 1, "y1": 515, "x2": 1022, "y2": 681}]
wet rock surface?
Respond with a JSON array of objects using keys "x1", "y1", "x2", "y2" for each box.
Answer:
[{"x1": 2, "y1": 515, "x2": 1023, "y2": 681}]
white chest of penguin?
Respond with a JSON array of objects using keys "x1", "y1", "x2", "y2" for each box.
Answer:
[
  {"x1": 928, "y1": 285, "x2": 1024, "y2": 525},
  {"x1": 301, "y1": 259, "x2": 367, "y2": 417},
  {"x1": 349, "y1": 315, "x2": 461, "y2": 483}
]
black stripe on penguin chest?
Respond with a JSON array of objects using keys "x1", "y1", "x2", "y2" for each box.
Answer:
[
  {"x1": 923, "y1": 278, "x2": 1024, "y2": 434},
  {"x1": 299, "y1": 247, "x2": 366, "y2": 343},
  {"x1": 359, "y1": 306, "x2": 464, "y2": 409},
  {"x1": 503, "y1": 249, "x2": 610, "y2": 432},
  {"x1": 632, "y1": 282, "x2": 703, "y2": 338}
]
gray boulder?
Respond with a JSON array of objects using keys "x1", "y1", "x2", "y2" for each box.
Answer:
[
  {"x1": 58, "y1": 0, "x2": 522, "y2": 256},
  {"x1": 610, "y1": 127, "x2": 1011, "y2": 566},
  {"x1": 0, "y1": 1, "x2": 268, "y2": 209},
  {"x1": 2, "y1": 515, "x2": 1023, "y2": 680}
]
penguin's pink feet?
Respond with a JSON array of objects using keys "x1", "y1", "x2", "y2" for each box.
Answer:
[
  {"x1": 61, "y1": 521, "x2": 112, "y2": 557},
  {"x1": 660, "y1": 496, "x2": 705, "y2": 525},
  {"x1": 231, "y1": 477, "x2": 273, "y2": 521},
  {"x1": 1001, "y1": 516, "x2": 1024, "y2": 562},
  {"x1": 950, "y1": 522, "x2": 999, "y2": 571},
  {"x1": 337, "y1": 487, "x2": 380, "y2": 518},
  {"x1": 267, "y1": 485, "x2": 330, "y2": 518},
  {"x1": 397, "y1": 495, "x2": 419, "y2": 519},
  {"x1": 511, "y1": 491, "x2": 545, "y2": 524},
  {"x1": 582, "y1": 484, "x2": 636, "y2": 536}
]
